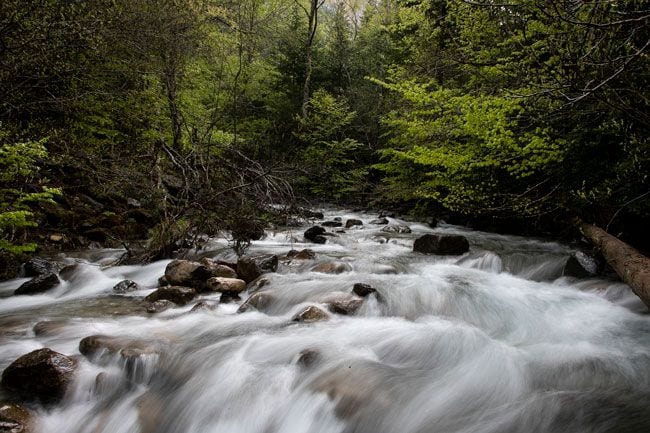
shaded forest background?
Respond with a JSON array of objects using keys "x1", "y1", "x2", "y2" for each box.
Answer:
[{"x1": 1, "y1": 0, "x2": 648, "y2": 271}]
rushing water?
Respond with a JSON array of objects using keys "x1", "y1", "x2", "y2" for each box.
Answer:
[{"x1": 1, "y1": 210, "x2": 649, "y2": 433}]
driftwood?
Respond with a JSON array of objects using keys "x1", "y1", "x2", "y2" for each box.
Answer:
[{"x1": 578, "y1": 220, "x2": 650, "y2": 308}]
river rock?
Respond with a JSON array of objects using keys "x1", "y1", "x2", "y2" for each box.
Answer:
[
  {"x1": 304, "y1": 226, "x2": 327, "y2": 244},
  {"x1": 352, "y1": 283, "x2": 377, "y2": 297},
  {"x1": 287, "y1": 249, "x2": 316, "y2": 260},
  {"x1": 236, "y1": 254, "x2": 278, "y2": 283},
  {"x1": 0, "y1": 401, "x2": 31, "y2": 433},
  {"x1": 381, "y1": 224, "x2": 411, "y2": 234},
  {"x1": 322, "y1": 221, "x2": 343, "y2": 227},
  {"x1": 145, "y1": 300, "x2": 176, "y2": 314},
  {"x1": 299, "y1": 209, "x2": 324, "y2": 219},
  {"x1": 58, "y1": 264, "x2": 79, "y2": 281},
  {"x1": 144, "y1": 286, "x2": 197, "y2": 306},
  {"x1": 345, "y1": 219, "x2": 363, "y2": 229},
  {"x1": 79, "y1": 335, "x2": 160, "y2": 363},
  {"x1": 413, "y1": 234, "x2": 469, "y2": 255},
  {"x1": 562, "y1": 253, "x2": 597, "y2": 278},
  {"x1": 33, "y1": 320, "x2": 67, "y2": 337},
  {"x1": 1, "y1": 348, "x2": 77, "y2": 404},
  {"x1": 113, "y1": 279, "x2": 140, "y2": 294},
  {"x1": 292, "y1": 306, "x2": 329, "y2": 323},
  {"x1": 311, "y1": 262, "x2": 352, "y2": 274},
  {"x1": 190, "y1": 301, "x2": 217, "y2": 312},
  {"x1": 199, "y1": 258, "x2": 238, "y2": 279},
  {"x1": 297, "y1": 349, "x2": 321, "y2": 368},
  {"x1": 14, "y1": 273, "x2": 60, "y2": 295},
  {"x1": 369, "y1": 217, "x2": 389, "y2": 225},
  {"x1": 237, "y1": 291, "x2": 276, "y2": 313},
  {"x1": 321, "y1": 293, "x2": 363, "y2": 315},
  {"x1": 164, "y1": 260, "x2": 204, "y2": 288},
  {"x1": 21, "y1": 257, "x2": 61, "y2": 277},
  {"x1": 206, "y1": 277, "x2": 246, "y2": 294}
]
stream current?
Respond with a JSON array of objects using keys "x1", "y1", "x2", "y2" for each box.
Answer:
[{"x1": 1, "y1": 209, "x2": 649, "y2": 433}]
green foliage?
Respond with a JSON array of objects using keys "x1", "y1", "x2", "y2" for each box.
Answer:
[
  {"x1": 295, "y1": 89, "x2": 368, "y2": 200},
  {"x1": 0, "y1": 131, "x2": 60, "y2": 253}
]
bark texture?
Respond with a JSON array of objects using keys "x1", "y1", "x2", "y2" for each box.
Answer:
[{"x1": 579, "y1": 220, "x2": 650, "y2": 308}]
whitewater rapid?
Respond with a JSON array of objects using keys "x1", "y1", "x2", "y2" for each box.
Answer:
[{"x1": 0, "y1": 209, "x2": 648, "y2": 433}]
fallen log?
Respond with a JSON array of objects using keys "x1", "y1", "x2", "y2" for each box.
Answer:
[{"x1": 578, "y1": 220, "x2": 650, "y2": 309}]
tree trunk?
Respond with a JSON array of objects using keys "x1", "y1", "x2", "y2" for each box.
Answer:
[{"x1": 578, "y1": 220, "x2": 650, "y2": 308}]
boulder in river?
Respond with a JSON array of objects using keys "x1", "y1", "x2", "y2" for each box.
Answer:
[
  {"x1": 369, "y1": 217, "x2": 389, "y2": 225},
  {"x1": 190, "y1": 301, "x2": 218, "y2": 312},
  {"x1": 236, "y1": 254, "x2": 278, "y2": 283},
  {"x1": 287, "y1": 249, "x2": 316, "y2": 260},
  {"x1": 145, "y1": 300, "x2": 176, "y2": 314},
  {"x1": 144, "y1": 286, "x2": 197, "y2": 305},
  {"x1": 0, "y1": 401, "x2": 32, "y2": 433},
  {"x1": 292, "y1": 306, "x2": 329, "y2": 323},
  {"x1": 413, "y1": 234, "x2": 469, "y2": 255},
  {"x1": 113, "y1": 279, "x2": 140, "y2": 294},
  {"x1": 381, "y1": 224, "x2": 411, "y2": 234},
  {"x1": 79, "y1": 335, "x2": 161, "y2": 363},
  {"x1": 237, "y1": 291, "x2": 276, "y2": 313},
  {"x1": 321, "y1": 293, "x2": 363, "y2": 315},
  {"x1": 199, "y1": 258, "x2": 238, "y2": 279},
  {"x1": 311, "y1": 262, "x2": 352, "y2": 274},
  {"x1": 33, "y1": 320, "x2": 67, "y2": 337},
  {"x1": 304, "y1": 226, "x2": 327, "y2": 244},
  {"x1": 562, "y1": 253, "x2": 597, "y2": 278},
  {"x1": 14, "y1": 273, "x2": 60, "y2": 295},
  {"x1": 322, "y1": 221, "x2": 343, "y2": 227},
  {"x1": 206, "y1": 277, "x2": 246, "y2": 294},
  {"x1": 21, "y1": 257, "x2": 61, "y2": 277},
  {"x1": 352, "y1": 283, "x2": 377, "y2": 297},
  {"x1": 1, "y1": 348, "x2": 77, "y2": 404},
  {"x1": 345, "y1": 219, "x2": 363, "y2": 229}
]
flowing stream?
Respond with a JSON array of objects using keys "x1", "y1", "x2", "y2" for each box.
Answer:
[{"x1": 1, "y1": 209, "x2": 649, "y2": 433}]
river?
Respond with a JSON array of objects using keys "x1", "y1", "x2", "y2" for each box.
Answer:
[{"x1": 1, "y1": 209, "x2": 649, "y2": 433}]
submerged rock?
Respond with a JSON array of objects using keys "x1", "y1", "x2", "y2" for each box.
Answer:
[
  {"x1": 144, "y1": 286, "x2": 196, "y2": 306},
  {"x1": 369, "y1": 217, "x2": 389, "y2": 225},
  {"x1": 562, "y1": 253, "x2": 598, "y2": 278},
  {"x1": 304, "y1": 226, "x2": 327, "y2": 244},
  {"x1": 79, "y1": 335, "x2": 161, "y2": 364},
  {"x1": 0, "y1": 401, "x2": 32, "y2": 433},
  {"x1": 1, "y1": 348, "x2": 77, "y2": 404},
  {"x1": 345, "y1": 219, "x2": 363, "y2": 229},
  {"x1": 145, "y1": 300, "x2": 176, "y2": 314},
  {"x1": 321, "y1": 293, "x2": 363, "y2": 315},
  {"x1": 236, "y1": 254, "x2": 278, "y2": 283},
  {"x1": 237, "y1": 291, "x2": 276, "y2": 313},
  {"x1": 113, "y1": 279, "x2": 140, "y2": 294},
  {"x1": 311, "y1": 262, "x2": 352, "y2": 274},
  {"x1": 413, "y1": 234, "x2": 469, "y2": 255},
  {"x1": 292, "y1": 306, "x2": 329, "y2": 323},
  {"x1": 296, "y1": 349, "x2": 322, "y2": 368},
  {"x1": 190, "y1": 300, "x2": 218, "y2": 312},
  {"x1": 33, "y1": 320, "x2": 67, "y2": 337},
  {"x1": 14, "y1": 273, "x2": 60, "y2": 295}
]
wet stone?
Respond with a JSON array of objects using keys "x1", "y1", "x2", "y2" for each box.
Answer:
[
  {"x1": 304, "y1": 226, "x2": 327, "y2": 244},
  {"x1": 413, "y1": 234, "x2": 469, "y2": 255},
  {"x1": 206, "y1": 277, "x2": 246, "y2": 294},
  {"x1": 190, "y1": 301, "x2": 218, "y2": 312},
  {"x1": 352, "y1": 283, "x2": 377, "y2": 297},
  {"x1": 145, "y1": 300, "x2": 176, "y2": 314},
  {"x1": 236, "y1": 254, "x2": 278, "y2": 283},
  {"x1": 0, "y1": 348, "x2": 77, "y2": 405},
  {"x1": 381, "y1": 224, "x2": 411, "y2": 234},
  {"x1": 311, "y1": 262, "x2": 352, "y2": 274},
  {"x1": 237, "y1": 291, "x2": 275, "y2": 313},
  {"x1": 292, "y1": 306, "x2": 329, "y2": 323},
  {"x1": 14, "y1": 273, "x2": 60, "y2": 295},
  {"x1": 322, "y1": 221, "x2": 343, "y2": 227},
  {"x1": 113, "y1": 279, "x2": 140, "y2": 294},
  {"x1": 144, "y1": 286, "x2": 197, "y2": 305},
  {"x1": 0, "y1": 401, "x2": 31, "y2": 433},
  {"x1": 345, "y1": 219, "x2": 363, "y2": 229},
  {"x1": 297, "y1": 349, "x2": 322, "y2": 368},
  {"x1": 33, "y1": 320, "x2": 67, "y2": 337}
]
